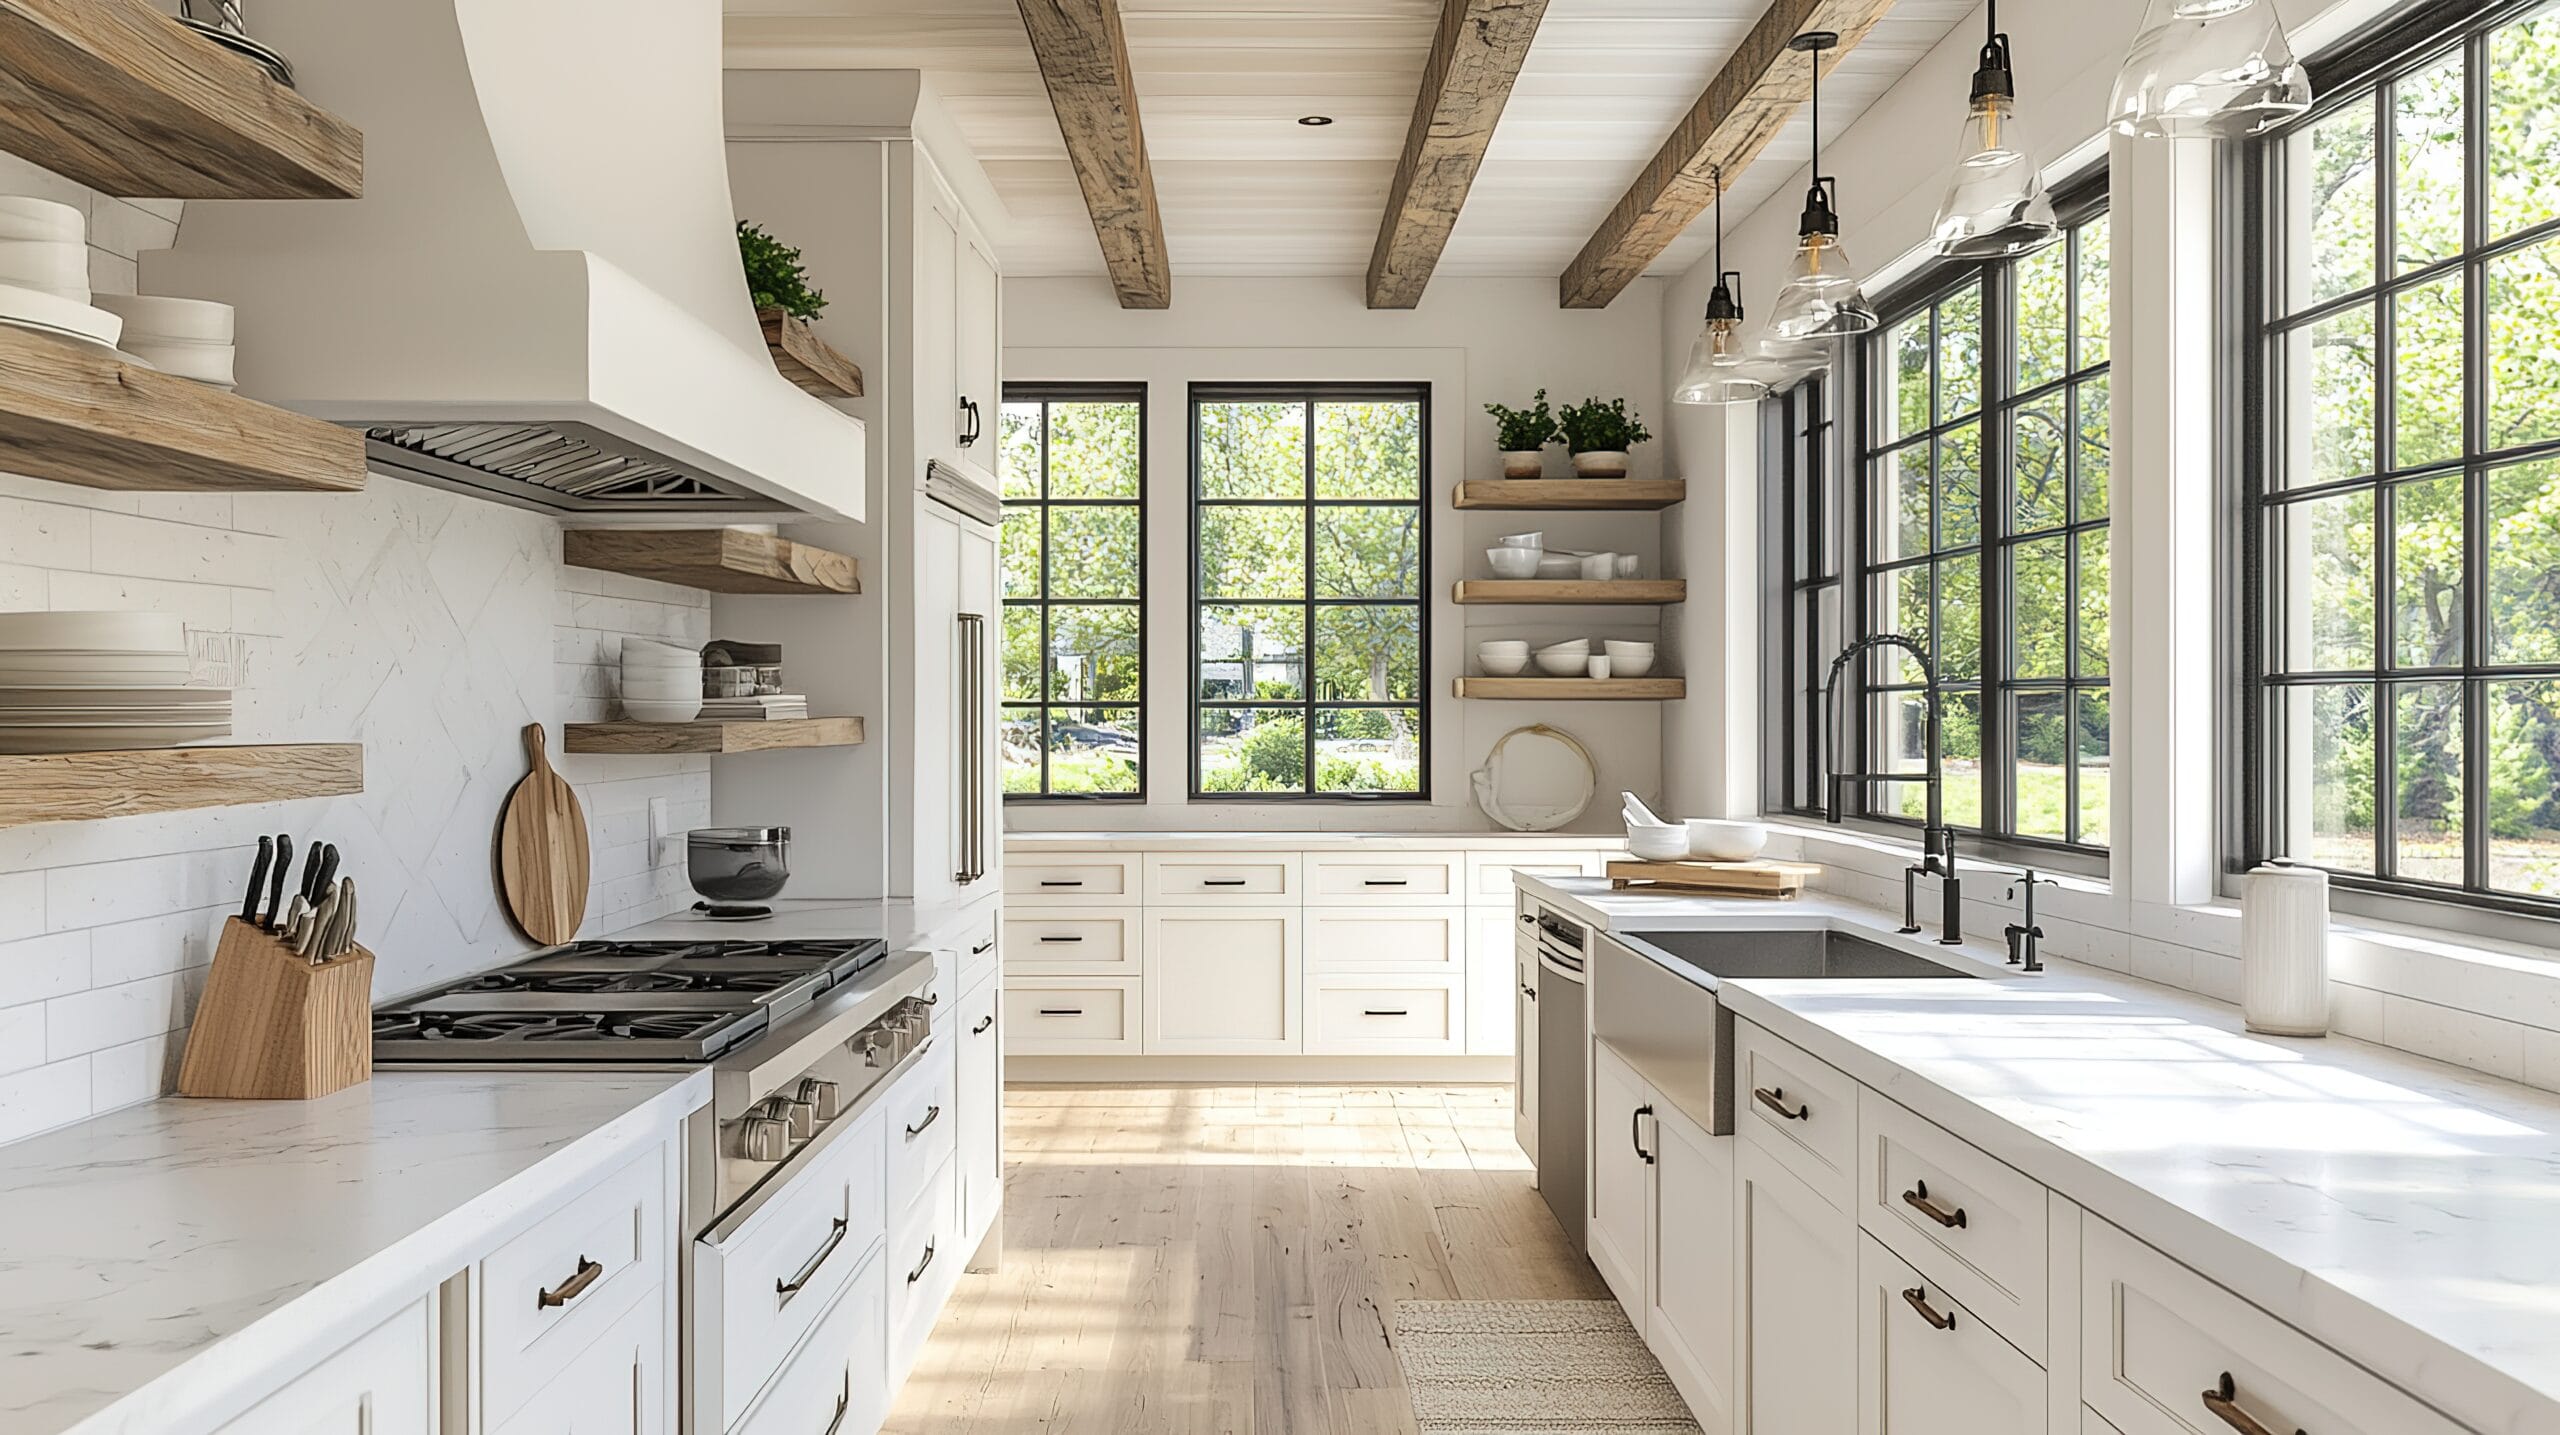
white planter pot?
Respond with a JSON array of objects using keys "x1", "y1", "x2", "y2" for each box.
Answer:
[
  {"x1": 1572, "y1": 450, "x2": 1631, "y2": 479},
  {"x1": 1501, "y1": 450, "x2": 1545, "y2": 479}
]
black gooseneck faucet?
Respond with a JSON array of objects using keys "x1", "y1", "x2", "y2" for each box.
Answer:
[{"x1": 1819, "y1": 635, "x2": 1964, "y2": 944}]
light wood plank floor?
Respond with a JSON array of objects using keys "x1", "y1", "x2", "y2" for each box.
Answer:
[{"x1": 885, "y1": 1084, "x2": 1608, "y2": 1435}]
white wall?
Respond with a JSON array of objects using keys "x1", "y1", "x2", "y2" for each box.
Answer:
[
  {"x1": 0, "y1": 155, "x2": 707, "y2": 1146},
  {"x1": 1003, "y1": 275, "x2": 1670, "y2": 833}
]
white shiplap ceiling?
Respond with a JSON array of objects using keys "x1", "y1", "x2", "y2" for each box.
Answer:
[{"x1": 723, "y1": 0, "x2": 1980, "y2": 288}]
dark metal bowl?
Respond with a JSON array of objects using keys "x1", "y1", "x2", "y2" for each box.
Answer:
[{"x1": 687, "y1": 827, "x2": 791, "y2": 902}]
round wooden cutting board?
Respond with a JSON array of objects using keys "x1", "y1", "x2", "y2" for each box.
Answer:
[{"x1": 498, "y1": 722, "x2": 589, "y2": 946}]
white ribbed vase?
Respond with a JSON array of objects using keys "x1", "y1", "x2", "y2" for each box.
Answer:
[{"x1": 2240, "y1": 863, "x2": 2330, "y2": 1037}]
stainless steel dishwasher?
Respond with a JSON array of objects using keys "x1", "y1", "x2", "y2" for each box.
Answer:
[{"x1": 1531, "y1": 904, "x2": 1591, "y2": 1254}]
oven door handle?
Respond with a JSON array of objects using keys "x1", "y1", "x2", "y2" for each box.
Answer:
[{"x1": 775, "y1": 1217, "x2": 850, "y2": 1298}]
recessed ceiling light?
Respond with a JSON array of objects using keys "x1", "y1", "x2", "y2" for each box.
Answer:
[{"x1": 1297, "y1": 115, "x2": 1334, "y2": 127}]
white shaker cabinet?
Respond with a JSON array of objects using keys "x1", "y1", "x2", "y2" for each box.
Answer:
[
  {"x1": 953, "y1": 226, "x2": 1002, "y2": 488},
  {"x1": 213, "y1": 1299, "x2": 434, "y2": 1435},
  {"x1": 1857, "y1": 1233, "x2": 2045, "y2": 1435},
  {"x1": 1145, "y1": 908, "x2": 1302, "y2": 1053},
  {"x1": 1737, "y1": 1133, "x2": 1856, "y2": 1435},
  {"x1": 1515, "y1": 940, "x2": 1539, "y2": 1164},
  {"x1": 1588, "y1": 1041, "x2": 1653, "y2": 1308},
  {"x1": 1588, "y1": 1042, "x2": 1734, "y2": 1431},
  {"x1": 957, "y1": 971, "x2": 1003, "y2": 1248},
  {"x1": 492, "y1": 1296, "x2": 667, "y2": 1435}
]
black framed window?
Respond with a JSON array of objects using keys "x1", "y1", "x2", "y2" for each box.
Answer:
[
  {"x1": 999, "y1": 385, "x2": 1145, "y2": 799},
  {"x1": 1768, "y1": 378, "x2": 1844, "y2": 816},
  {"x1": 1840, "y1": 192, "x2": 2112, "y2": 853},
  {"x1": 1189, "y1": 384, "x2": 1430, "y2": 798},
  {"x1": 2242, "y1": 0, "x2": 2560, "y2": 911}
]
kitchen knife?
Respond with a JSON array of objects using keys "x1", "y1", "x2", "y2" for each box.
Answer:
[
  {"x1": 300, "y1": 887, "x2": 338, "y2": 959},
  {"x1": 264, "y1": 834, "x2": 292, "y2": 932},
  {"x1": 309, "y1": 844, "x2": 340, "y2": 905},
  {"x1": 297, "y1": 840, "x2": 325, "y2": 905},
  {"x1": 334, "y1": 881, "x2": 358, "y2": 960},
  {"x1": 281, "y1": 894, "x2": 310, "y2": 952},
  {"x1": 239, "y1": 835, "x2": 272, "y2": 924}
]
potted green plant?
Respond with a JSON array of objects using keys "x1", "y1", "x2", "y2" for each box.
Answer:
[
  {"x1": 737, "y1": 220, "x2": 827, "y2": 321},
  {"x1": 1485, "y1": 390, "x2": 1560, "y2": 479},
  {"x1": 1557, "y1": 397, "x2": 1653, "y2": 479}
]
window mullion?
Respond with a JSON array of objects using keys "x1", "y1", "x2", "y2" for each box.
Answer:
[{"x1": 1982, "y1": 262, "x2": 2011, "y2": 842}]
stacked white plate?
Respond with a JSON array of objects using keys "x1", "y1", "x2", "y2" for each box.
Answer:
[
  {"x1": 0, "y1": 611, "x2": 229, "y2": 753},
  {"x1": 94, "y1": 294, "x2": 236, "y2": 389},
  {"x1": 0, "y1": 198, "x2": 88, "y2": 304},
  {"x1": 620, "y1": 637, "x2": 704, "y2": 723}
]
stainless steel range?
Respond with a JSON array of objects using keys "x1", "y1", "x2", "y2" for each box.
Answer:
[{"x1": 375, "y1": 935, "x2": 936, "y2": 1224}]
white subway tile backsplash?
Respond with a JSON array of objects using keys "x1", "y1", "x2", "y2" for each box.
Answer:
[
  {"x1": 0, "y1": 1059, "x2": 89, "y2": 1146},
  {"x1": 45, "y1": 974, "x2": 192, "y2": 1061},
  {"x1": 0, "y1": 933, "x2": 88, "y2": 1009},
  {"x1": 0, "y1": 1005, "x2": 47, "y2": 1076}
]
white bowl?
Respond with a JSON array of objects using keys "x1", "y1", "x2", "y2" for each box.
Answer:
[
  {"x1": 0, "y1": 611, "x2": 183, "y2": 654},
  {"x1": 1684, "y1": 818, "x2": 1770, "y2": 862},
  {"x1": 1606, "y1": 652, "x2": 1655, "y2": 677},
  {"x1": 1485, "y1": 547, "x2": 1543, "y2": 579},
  {"x1": 0, "y1": 240, "x2": 89, "y2": 294},
  {"x1": 1533, "y1": 651, "x2": 1587, "y2": 676},
  {"x1": 0, "y1": 197, "x2": 81, "y2": 241},
  {"x1": 1477, "y1": 640, "x2": 1530, "y2": 656},
  {"x1": 1627, "y1": 823, "x2": 1690, "y2": 861},
  {"x1": 621, "y1": 676, "x2": 703, "y2": 700},
  {"x1": 621, "y1": 698, "x2": 704, "y2": 723},
  {"x1": 1535, "y1": 639, "x2": 1590, "y2": 655},
  {"x1": 1478, "y1": 652, "x2": 1530, "y2": 677},
  {"x1": 1495, "y1": 532, "x2": 1544, "y2": 549},
  {"x1": 123, "y1": 341, "x2": 233, "y2": 387},
  {"x1": 1534, "y1": 555, "x2": 1580, "y2": 580},
  {"x1": 1580, "y1": 552, "x2": 1621, "y2": 581},
  {"x1": 92, "y1": 293, "x2": 234, "y2": 343}
]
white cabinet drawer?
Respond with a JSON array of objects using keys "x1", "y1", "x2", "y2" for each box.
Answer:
[
  {"x1": 1734, "y1": 1018, "x2": 1857, "y2": 1211},
  {"x1": 492, "y1": 1293, "x2": 668, "y2": 1435},
  {"x1": 1856, "y1": 1090, "x2": 2050, "y2": 1363},
  {"x1": 1858, "y1": 1232, "x2": 2045, "y2": 1435},
  {"x1": 886, "y1": 1037, "x2": 958, "y2": 1219},
  {"x1": 213, "y1": 1298, "x2": 435, "y2": 1435},
  {"x1": 1005, "y1": 978, "x2": 1140, "y2": 1053},
  {"x1": 1307, "y1": 978, "x2": 1462, "y2": 1054},
  {"x1": 1466, "y1": 849, "x2": 1605, "y2": 900},
  {"x1": 1004, "y1": 908, "x2": 1140, "y2": 975},
  {"x1": 735, "y1": 1258, "x2": 885, "y2": 1435},
  {"x1": 887, "y1": 1156, "x2": 956, "y2": 1385},
  {"x1": 1145, "y1": 853, "x2": 1299, "y2": 904},
  {"x1": 699, "y1": 1105, "x2": 886, "y2": 1432},
  {"x1": 1304, "y1": 852, "x2": 1461, "y2": 903},
  {"x1": 1305, "y1": 908, "x2": 1464, "y2": 973},
  {"x1": 1003, "y1": 855, "x2": 1138, "y2": 899},
  {"x1": 481, "y1": 1140, "x2": 671, "y2": 1429},
  {"x1": 957, "y1": 914, "x2": 999, "y2": 993},
  {"x1": 2082, "y1": 1217, "x2": 2465, "y2": 1435}
]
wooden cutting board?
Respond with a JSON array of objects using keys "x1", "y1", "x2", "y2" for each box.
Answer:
[
  {"x1": 498, "y1": 723, "x2": 589, "y2": 945},
  {"x1": 1605, "y1": 859, "x2": 1821, "y2": 898}
]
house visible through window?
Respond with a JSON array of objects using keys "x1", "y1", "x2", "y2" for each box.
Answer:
[
  {"x1": 2244, "y1": 0, "x2": 2560, "y2": 909},
  {"x1": 999, "y1": 385, "x2": 1145, "y2": 799},
  {"x1": 1191, "y1": 384, "x2": 1429, "y2": 798}
]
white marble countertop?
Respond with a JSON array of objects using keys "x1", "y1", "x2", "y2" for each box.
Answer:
[
  {"x1": 1006, "y1": 829, "x2": 1629, "y2": 851},
  {"x1": 0, "y1": 1069, "x2": 708, "y2": 1435},
  {"x1": 1523, "y1": 874, "x2": 2560, "y2": 1435}
]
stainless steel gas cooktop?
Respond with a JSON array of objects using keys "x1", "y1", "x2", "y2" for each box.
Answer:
[{"x1": 373, "y1": 937, "x2": 889, "y2": 1063}]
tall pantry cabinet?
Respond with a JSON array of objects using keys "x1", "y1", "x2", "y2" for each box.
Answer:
[{"x1": 718, "y1": 72, "x2": 1003, "y2": 908}]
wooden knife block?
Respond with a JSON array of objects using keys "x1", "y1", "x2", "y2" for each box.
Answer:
[{"x1": 177, "y1": 917, "x2": 375, "y2": 1100}]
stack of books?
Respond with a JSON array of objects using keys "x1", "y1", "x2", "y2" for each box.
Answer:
[{"x1": 697, "y1": 694, "x2": 810, "y2": 722}]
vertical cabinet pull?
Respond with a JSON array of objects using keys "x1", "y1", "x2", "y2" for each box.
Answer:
[
  {"x1": 955, "y1": 613, "x2": 987, "y2": 885},
  {"x1": 907, "y1": 1238, "x2": 938, "y2": 1285},
  {"x1": 775, "y1": 1217, "x2": 849, "y2": 1297},
  {"x1": 959, "y1": 397, "x2": 982, "y2": 447},
  {"x1": 1631, "y1": 1103, "x2": 1655, "y2": 1164},
  {"x1": 2201, "y1": 1373, "x2": 2299, "y2": 1435},
  {"x1": 822, "y1": 1382, "x2": 851, "y2": 1435}
]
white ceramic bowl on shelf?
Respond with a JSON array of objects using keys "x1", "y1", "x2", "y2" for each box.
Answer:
[
  {"x1": 1534, "y1": 555, "x2": 1580, "y2": 580},
  {"x1": 1533, "y1": 651, "x2": 1587, "y2": 677},
  {"x1": 1476, "y1": 641, "x2": 1531, "y2": 676},
  {"x1": 1604, "y1": 641, "x2": 1656, "y2": 677},
  {"x1": 1485, "y1": 546, "x2": 1542, "y2": 579},
  {"x1": 1495, "y1": 532, "x2": 1544, "y2": 549},
  {"x1": 1535, "y1": 638, "x2": 1590, "y2": 655},
  {"x1": 0, "y1": 240, "x2": 90, "y2": 299},
  {"x1": 621, "y1": 638, "x2": 701, "y2": 666},
  {"x1": 621, "y1": 698, "x2": 704, "y2": 724},
  {"x1": 122, "y1": 340, "x2": 233, "y2": 387},
  {"x1": 92, "y1": 294, "x2": 234, "y2": 343},
  {"x1": 0, "y1": 197, "x2": 81, "y2": 242}
]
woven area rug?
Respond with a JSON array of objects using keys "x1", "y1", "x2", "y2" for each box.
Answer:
[{"x1": 1391, "y1": 1300, "x2": 1704, "y2": 1434}]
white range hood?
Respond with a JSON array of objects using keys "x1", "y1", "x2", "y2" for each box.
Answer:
[{"x1": 148, "y1": 0, "x2": 866, "y2": 522}]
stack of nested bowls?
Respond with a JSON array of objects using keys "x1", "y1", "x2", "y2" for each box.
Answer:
[
  {"x1": 620, "y1": 638, "x2": 703, "y2": 723},
  {"x1": 95, "y1": 294, "x2": 237, "y2": 390}
]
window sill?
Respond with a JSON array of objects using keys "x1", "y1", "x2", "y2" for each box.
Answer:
[{"x1": 1761, "y1": 818, "x2": 2113, "y2": 898}]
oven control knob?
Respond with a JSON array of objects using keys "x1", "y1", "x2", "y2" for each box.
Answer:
[
  {"x1": 783, "y1": 1098, "x2": 817, "y2": 1140},
  {"x1": 738, "y1": 1115, "x2": 791, "y2": 1162},
  {"x1": 796, "y1": 1078, "x2": 844, "y2": 1121}
]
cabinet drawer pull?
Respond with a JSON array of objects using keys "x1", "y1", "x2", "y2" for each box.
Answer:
[
  {"x1": 822, "y1": 1383, "x2": 850, "y2": 1435},
  {"x1": 2203, "y1": 1373, "x2": 2301, "y2": 1435},
  {"x1": 1631, "y1": 1103, "x2": 1655, "y2": 1164},
  {"x1": 905, "y1": 1104, "x2": 943, "y2": 1137},
  {"x1": 775, "y1": 1217, "x2": 849, "y2": 1297},
  {"x1": 1900, "y1": 1286, "x2": 1956, "y2": 1331},
  {"x1": 1038, "y1": 1007, "x2": 1085, "y2": 1017},
  {"x1": 907, "y1": 1238, "x2": 937, "y2": 1285},
  {"x1": 1038, "y1": 935, "x2": 1086, "y2": 943},
  {"x1": 1362, "y1": 878, "x2": 1410, "y2": 886},
  {"x1": 972, "y1": 937, "x2": 996, "y2": 955},
  {"x1": 536, "y1": 1256, "x2": 604, "y2": 1309},
  {"x1": 972, "y1": 1014, "x2": 995, "y2": 1035},
  {"x1": 1518, "y1": 913, "x2": 1536, "y2": 924},
  {"x1": 1900, "y1": 1179, "x2": 1967, "y2": 1229},
  {"x1": 1201, "y1": 878, "x2": 1249, "y2": 887},
  {"x1": 1038, "y1": 879, "x2": 1085, "y2": 887},
  {"x1": 1363, "y1": 1008, "x2": 1410, "y2": 1018},
  {"x1": 1752, "y1": 1085, "x2": 1810, "y2": 1121}
]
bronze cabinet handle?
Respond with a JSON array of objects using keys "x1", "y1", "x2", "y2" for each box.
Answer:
[
  {"x1": 972, "y1": 1014, "x2": 995, "y2": 1035},
  {"x1": 1753, "y1": 1085, "x2": 1810, "y2": 1121},
  {"x1": 1632, "y1": 1103, "x2": 1655, "y2": 1164},
  {"x1": 2202, "y1": 1373, "x2": 2301, "y2": 1435},
  {"x1": 972, "y1": 937, "x2": 995, "y2": 955},
  {"x1": 823, "y1": 1382, "x2": 850, "y2": 1435},
  {"x1": 1901, "y1": 1179, "x2": 1967, "y2": 1229},
  {"x1": 775, "y1": 1217, "x2": 849, "y2": 1297},
  {"x1": 537, "y1": 1255, "x2": 604, "y2": 1309},
  {"x1": 906, "y1": 1104, "x2": 943, "y2": 1137},
  {"x1": 907, "y1": 1238, "x2": 938, "y2": 1285},
  {"x1": 1900, "y1": 1285, "x2": 1956, "y2": 1331}
]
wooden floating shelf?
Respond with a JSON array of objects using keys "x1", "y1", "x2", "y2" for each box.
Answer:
[
  {"x1": 758, "y1": 308, "x2": 865, "y2": 399},
  {"x1": 1453, "y1": 678, "x2": 1686, "y2": 701},
  {"x1": 0, "y1": 743, "x2": 362, "y2": 829},
  {"x1": 564, "y1": 717, "x2": 866, "y2": 756},
  {"x1": 0, "y1": 0, "x2": 363, "y2": 199},
  {"x1": 0, "y1": 324, "x2": 366, "y2": 494},
  {"x1": 564, "y1": 529, "x2": 860, "y2": 596},
  {"x1": 1453, "y1": 580, "x2": 1686, "y2": 606},
  {"x1": 1452, "y1": 479, "x2": 1687, "y2": 511}
]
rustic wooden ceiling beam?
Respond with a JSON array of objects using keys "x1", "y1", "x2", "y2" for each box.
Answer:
[
  {"x1": 1557, "y1": 0, "x2": 1896, "y2": 311},
  {"x1": 1366, "y1": 0, "x2": 1553, "y2": 310},
  {"x1": 1014, "y1": 0, "x2": 1173, "y2": 309}
]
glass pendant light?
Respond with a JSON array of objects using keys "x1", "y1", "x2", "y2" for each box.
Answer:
[
  {"x1": 1931, "y1": 2, "x2": 2059, "y2": 258},
  {"x1": 1675, "y1": 167, "x2": 1774, "y2": 406},
  {"x1": 1768, "y1": 31, "x2": 1879, "y2": 341},
  {"x1": 2110, "y1": 0, "x2": 2311, "y2": 139}
]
